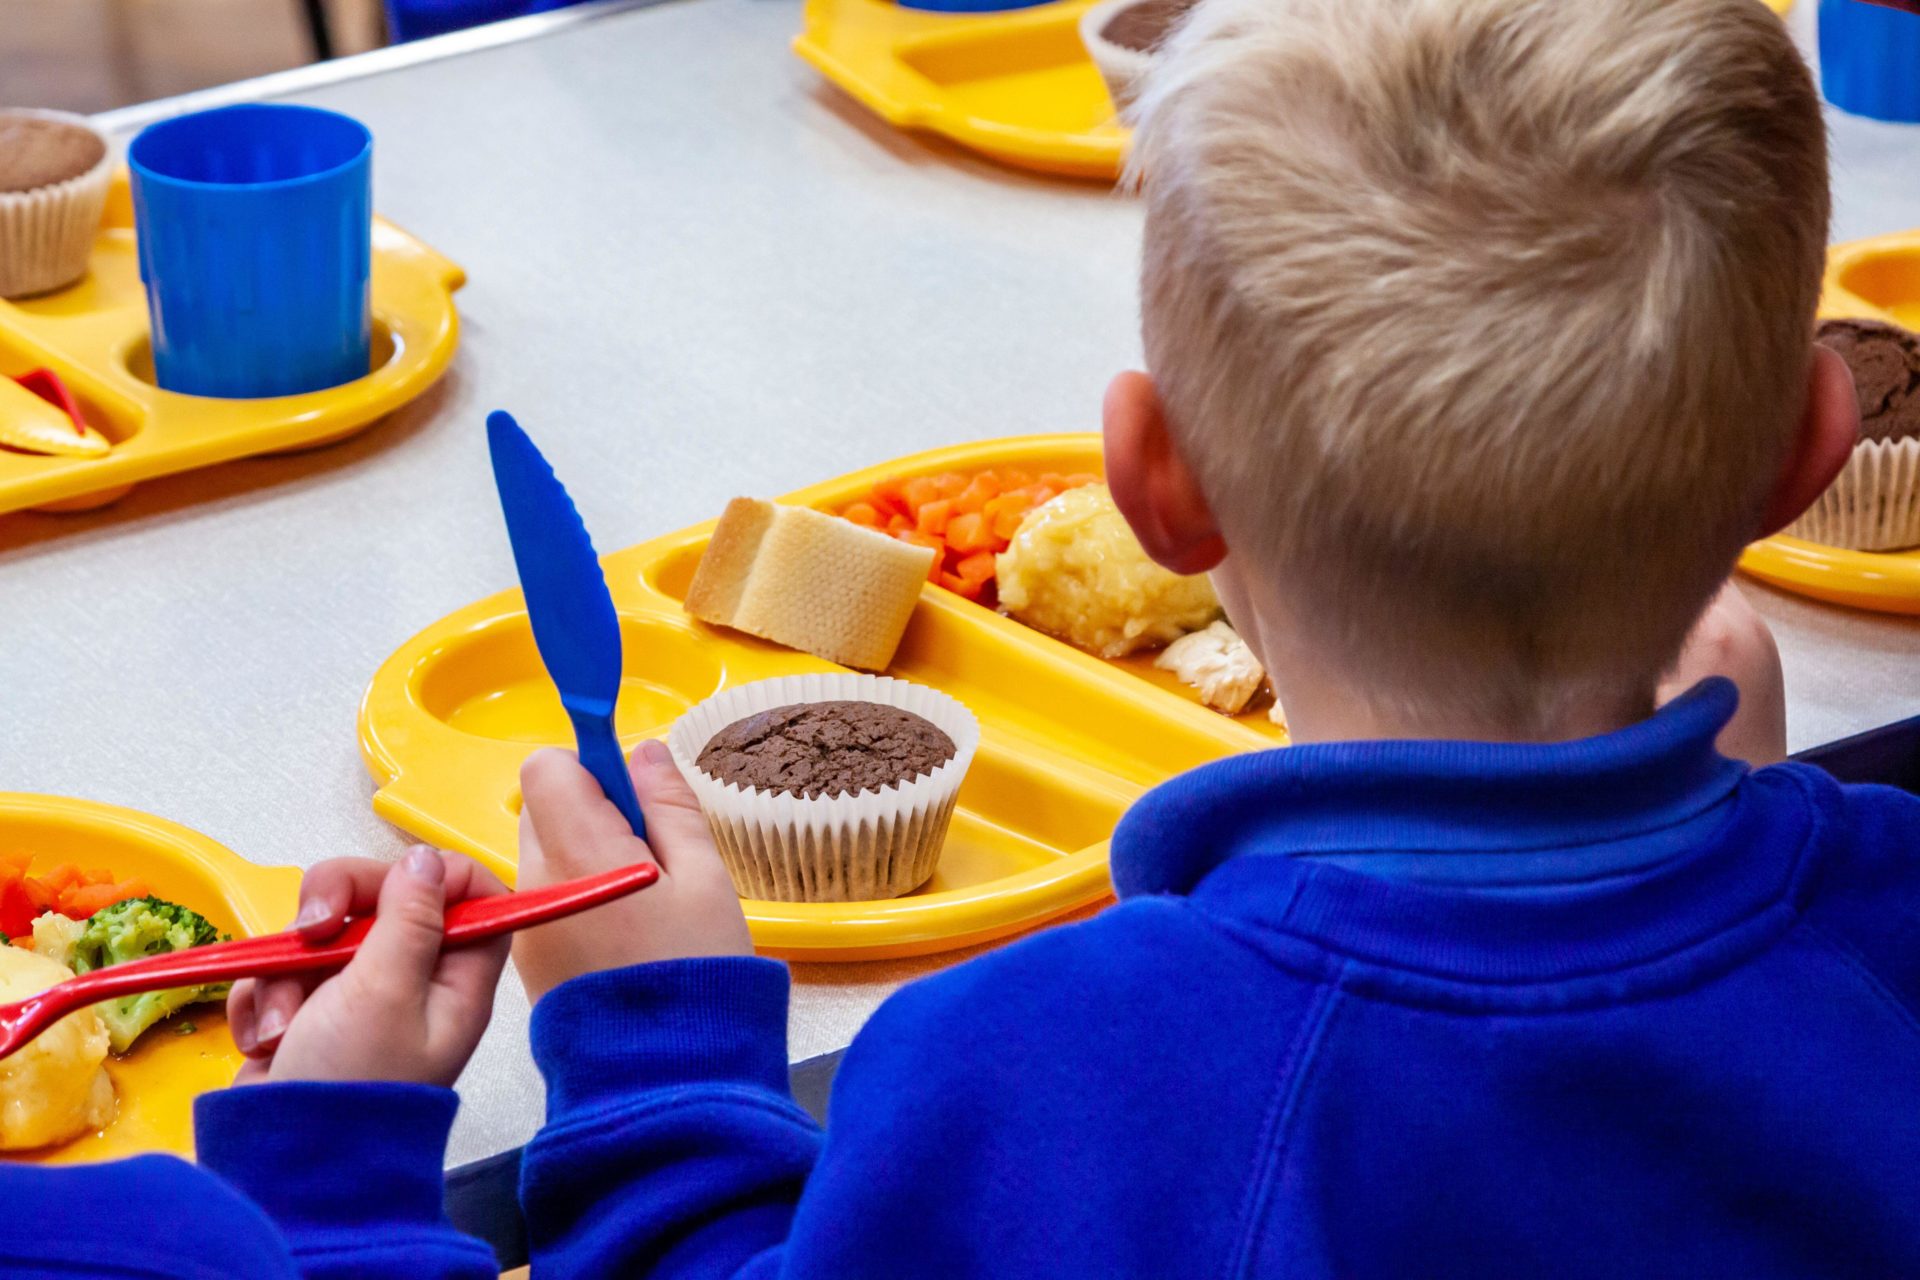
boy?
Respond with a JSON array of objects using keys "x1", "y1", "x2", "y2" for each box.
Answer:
[{"x1": 497, "y1": 0, "x2": 1919, "y2": 1275}]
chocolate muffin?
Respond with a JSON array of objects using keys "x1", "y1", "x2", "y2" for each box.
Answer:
[
  {"x1": 0, "y1": 109, "x2": 112, "y2": 299},
  {"x1": 1788, "y1": 317, "x2": 1920, "y2": 551},
  {"x1": 0, "y1": 115, "x2": 106, "y2": 196},
  {"x1": 696, "y1": 701, "x2": 955, "y2": 800},
  {"x1": 670, "y1": 674, "x2": 980, "y2": 903},
  {"x1": 1819, "y1": 318, "x2": 1920, "y2": 443}
]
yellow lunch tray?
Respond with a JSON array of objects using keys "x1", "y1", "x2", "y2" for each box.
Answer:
[
  {"x1": 0, "y1": 794, "x2": 299, "y2": 1166},
  {"x1": 360, "y1": 434, "x2": 1279, "y2": 961},
  {"x1": 0, "y1": 173, "x2": 463, "y2": 518},
  {"x1": 1739, "y1": 228, "x2": 1920, "y2": 615},
  {"x1": 793, "y1": 0, "x2": 1791, "y2": 182},
  {"x1": 795, "y1": 0, "x2": 1127, "y2": 181}
]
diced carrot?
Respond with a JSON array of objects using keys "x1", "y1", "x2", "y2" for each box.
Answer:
[
  {"x1": 65, "y1": 883, "x2": 136, "y2": 917},
  {"x1": 932, "y1": 472, "x2": 968, "y2": 498},
  {"x1": 886, "y1": 513, "x2": 913, "y2": 536},
  {"x1": 997, "y1": 469, "x2": 1032, "y2": 488},
  {"x1": 843, "y1": 501, "x2": 881, "y2": 528},
  {"x1": 938, "y1": 570, "x2": 982, "y2": 600},
  {"x1": 955, "y1": 475, "x2": 1000, "y2": 512},
  {"x1": 1029, "y1": 485, "x2": 1060, "y2": 507},
  {"x1": 85, "y1": 868, "x2": 114, "y2": 885},
  {"x1": 915, "y1": 499, "x2": 953, "y2": 538},
  {"x1": 946, "y1": 512, "x2": 991, "y2": 553},
  {"x1": 0, "y1": 852, "x2": 32, "y2": 874},
  {"x1": 1063, "y1": 472, "x2": 1101, "y2": 489},
  {"x1": 1038, "y1": 472, "x2": 1067, "y2": 490},
  {"x1": 0, "y1": 864, "x2": 18, "y2": 889},
  {"x1": 40, "y1": 864, "x2": 82, "y2": 894},
  {"x1": 984, "y1": 493, "x2": 1034, "y2": 539},
  {"x1": 9, "y1": 936, "x2": 32, "y2": 949},
  {"x1": 21, "y1": 877, "x2": 53, "y2": 913},
  {"x1": 901, "y1": 476, "x2": 942, "y2": 514},
  {"x1": 953, "y1": 550, "x2": 997, "y2": 589}
]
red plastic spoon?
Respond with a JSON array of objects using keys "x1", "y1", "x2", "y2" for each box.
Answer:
[{"x1": 0, "y1": 861, "x2": 659, "y2": 1062}]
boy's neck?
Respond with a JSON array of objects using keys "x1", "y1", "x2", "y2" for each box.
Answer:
[{"x1": 1274, "y1": 675, "x2": 1656, "y2": 747}]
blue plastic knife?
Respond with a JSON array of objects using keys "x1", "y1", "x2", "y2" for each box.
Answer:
[{"x1": 486, "y1": 410, "x2": 646, "y2": 839}]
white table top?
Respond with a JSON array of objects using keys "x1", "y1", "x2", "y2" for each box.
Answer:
[{"x1": 4, "y1": 0, "x2": 1916, "y2": 1167}]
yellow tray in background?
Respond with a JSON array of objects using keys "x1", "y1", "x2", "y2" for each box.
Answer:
[
  {"x1": 794, "y1": 0, "x2": 1792, "y2": 182},
  {"x1": 0, "y1": 173, "x2": 463, "y2": 518},
  {"x1": 795, "y1": 0, "x2": 1128, "y2": 181},
  {"x1": 360, "y1": 435, "x2": 1278, "y2": 961},
  {"x1": 0, "y1": 794, "x2": 300, "y2": 1165},
  {"x1": 1739, "y1": 229, "x2": 1920, "y2": 615}
]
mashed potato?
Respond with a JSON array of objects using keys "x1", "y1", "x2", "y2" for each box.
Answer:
[
  {"x1": 996, "y1": 484, "x2": 1221, "y2": 658},
  {"x1": 0, "y1": 946, "x2": 113, "y2": 1150}
]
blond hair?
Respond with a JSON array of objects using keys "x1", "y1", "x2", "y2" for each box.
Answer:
[{"x1": 1129, "y1": 0, "x2": 1828, "y2": 729}]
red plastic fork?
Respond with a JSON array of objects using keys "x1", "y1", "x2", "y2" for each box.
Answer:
[{"x1": 0, "y1": 860, "x2": 659, "y2": 1062}]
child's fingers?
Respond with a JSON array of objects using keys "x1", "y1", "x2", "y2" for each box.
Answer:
[
  {"x1": 438, "y1": 850, "x2": 508, "y2": 905},
  {"x1": 245, "y1": 973, "x2": 316, "y2": 1054},
  {"x1": 521, "y1": 748, "x2": 655, "y2": 879},
  {"x1": 228, "y1": 979, "x2": 260, "y2": 1055},
  {"x1": 345, "y1": 845, "x2": 449, "y2": 997},
  {"x1": 292, "y1": 856, "x2": 402, "y2": 939},
  {"x1": 629, "y1": 739, "x2": 722, "y2": 877}
]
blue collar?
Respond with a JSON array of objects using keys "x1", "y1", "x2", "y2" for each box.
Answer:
[
  {"x1": 1110, "y1": 679, "x2": 1823, "y2": 987},
  {"x1": 1113, "y1": 678, "x2": 1747, "y2": 899}
]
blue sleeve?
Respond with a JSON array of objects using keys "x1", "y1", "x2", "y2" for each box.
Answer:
[
  {"x1": 0, "y1": 1154, "x2": 301, "y2": 1279},
  {"x1": 195, "y1": 1081, "x2": 500, "y2": 1279},
  {"x1": 519, "y1": 957, "x2": 823, "y2": 1279}
]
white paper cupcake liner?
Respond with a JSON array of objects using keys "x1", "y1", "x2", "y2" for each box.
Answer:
[
  {"x1": 0, "y1": 111, "x2": 112, "y2": 300},
  {"x1": 669, "y1": 674, "x2": 979, "y2": 903},
  {"x1": 1785, "y1": 437, "x2": 1920, "y2": 552}
]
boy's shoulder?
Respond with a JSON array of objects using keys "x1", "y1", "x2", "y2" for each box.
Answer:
[
  {"x1": 847, "y1": 890, "x2": 1320, "y2": 1090},
  {"x1": 1782, "y1": 766, "x2": 1920, "y2": 995}
]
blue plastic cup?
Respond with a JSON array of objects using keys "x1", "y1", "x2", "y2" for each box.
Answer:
[
  {"x1": 129, "y1": 104, "x2": 373, "y2": 399},
  {"x1": 1819, "y1": 0, "x2": 1920, "y2": 123}
]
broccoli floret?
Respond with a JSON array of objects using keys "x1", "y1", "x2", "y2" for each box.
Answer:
[{"x1": 70, "y1": 897, "x2": 229, "y2": 1053}]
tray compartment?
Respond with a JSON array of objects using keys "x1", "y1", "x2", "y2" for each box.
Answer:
[
  {"x1": 0, "y1": 794, "x2": 299, "y2": 1167},
  {"x1": 0, "y1": 173, "x2": 462, "y2": 519}
]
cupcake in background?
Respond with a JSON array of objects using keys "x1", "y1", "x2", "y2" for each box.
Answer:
[
  {"x1": 669, "y1": 674, "x2": 978, "y2": 903},
  {"x1": 1080, "y1": 0, "x2": 1199, "y2": 111},
  {"x1": 1788, "y1": 318, "x2": 1920, "y2": 552},
  {"x1": 0, "y1": 110, "x2": 112, "y2": 300}
]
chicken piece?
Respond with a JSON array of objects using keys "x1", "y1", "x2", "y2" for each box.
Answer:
[{"x1": 1156, "y1": 621, "x2": 1267, "y2": 715}]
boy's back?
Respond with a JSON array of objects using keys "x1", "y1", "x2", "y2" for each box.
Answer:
[{"x1": 521, "y1": 685, "x2": 1920, "y2": 1277}]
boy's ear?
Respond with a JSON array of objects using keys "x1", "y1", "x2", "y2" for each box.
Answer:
[
  {"x1": 1103, "y1": 371, "x2": 1228, "y2": 575},
  {"x1": 1758, "y1": 344, "x2": 1859, "y2": 537}
]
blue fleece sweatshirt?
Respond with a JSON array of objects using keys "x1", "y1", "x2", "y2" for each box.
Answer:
[
  {"x1": 518, "y1": 679, "x2": 1920, "y2": 1278},
  {"x1": 0, "y1": 1083, "x2": 497, "y2": 1279},
  {"x1": 5, "y1": 681, "x2": 1918, "y2": 1276}
]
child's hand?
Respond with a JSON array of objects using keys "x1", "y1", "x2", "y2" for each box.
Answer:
[
  {"x1": 226, "y1": 848, "x2": 510, "y2": 1088},
  {"x1": 1660, "y1": 581, "x2": 1786, "y2": 766},
  {"x1": 512, "y1": 740, "x2": 752, "y2": 1005}
]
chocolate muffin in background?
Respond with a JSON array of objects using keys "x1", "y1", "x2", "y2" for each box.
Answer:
[
  {"x1": 1818, "y1": 318, "x2": 1920, "y2": 443},
  {"x1": 0, "y1": 110, "x2": 112, "y2": 299},
  {"x1": 696, "y1": 701, "x2": 956, "y2": 801},
  {"x1": 1787, "y1": 317, "x2": 1920, "y2": 551}
]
